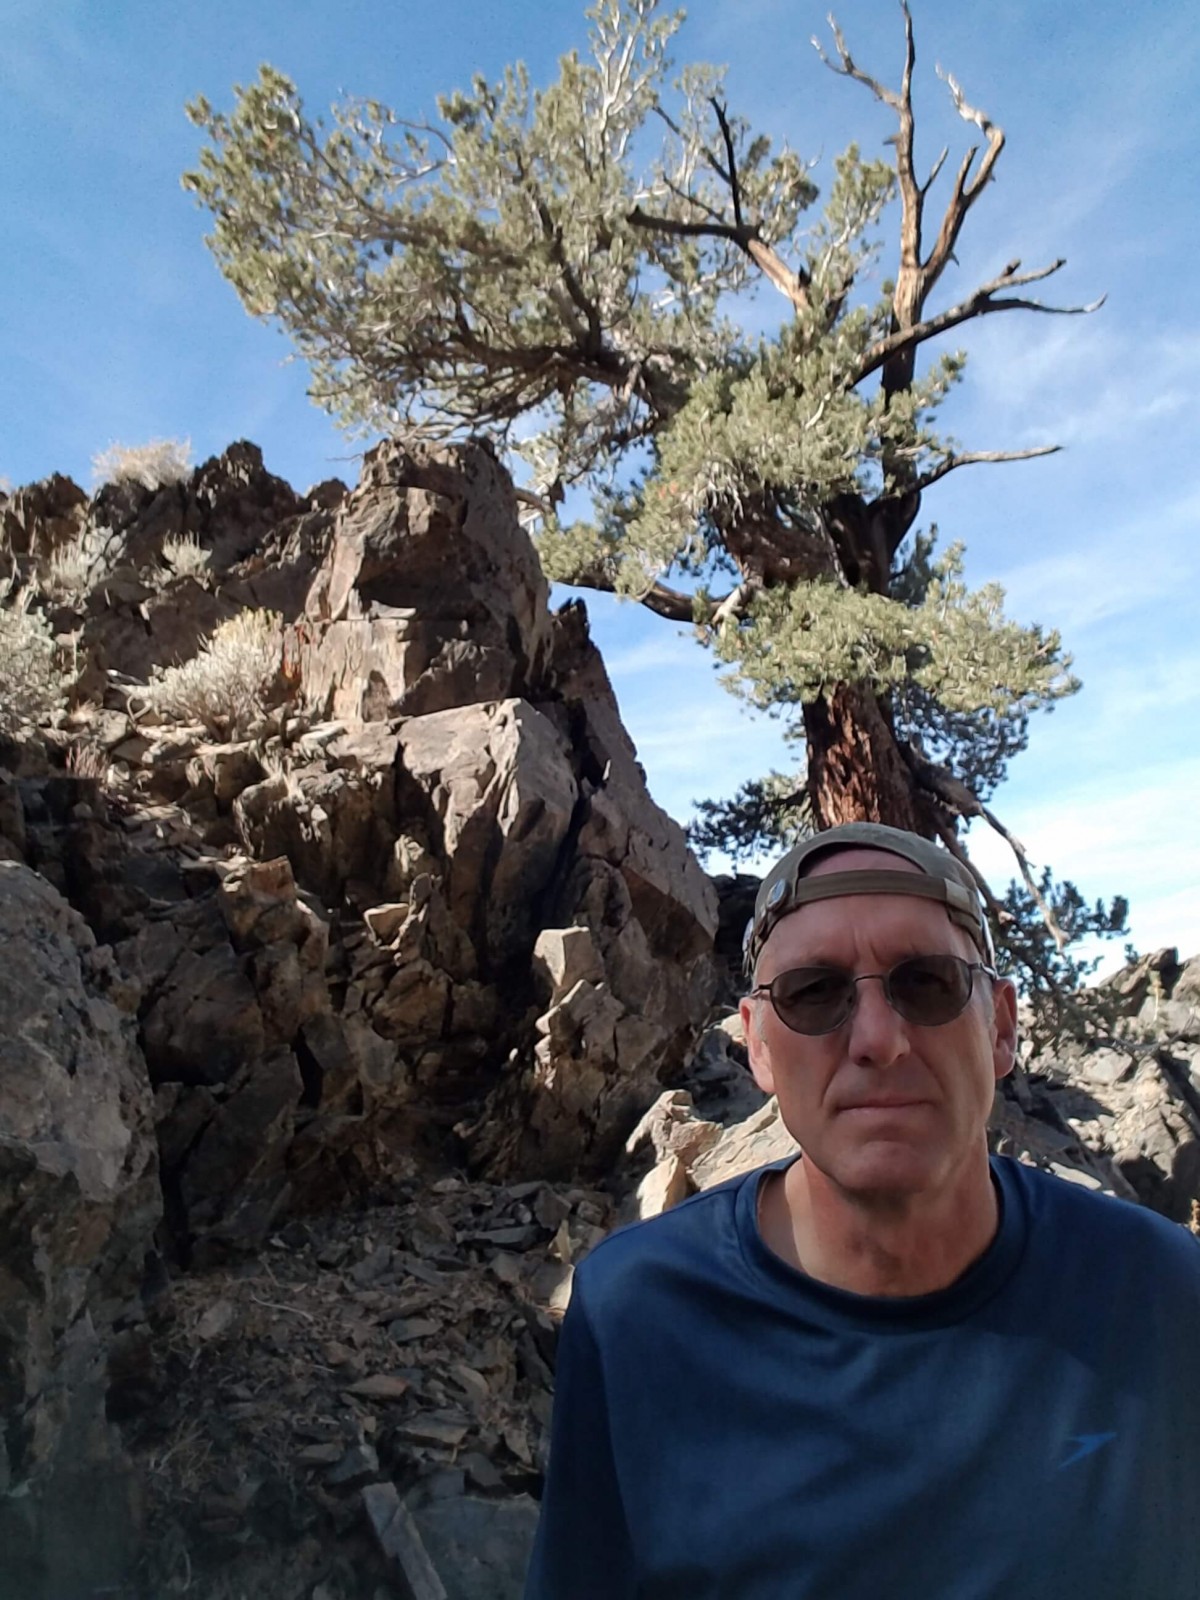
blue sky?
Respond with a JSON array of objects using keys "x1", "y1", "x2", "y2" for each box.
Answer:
[{"x1": 4, "y1": 0, "x2": 1198, "y2": 964}]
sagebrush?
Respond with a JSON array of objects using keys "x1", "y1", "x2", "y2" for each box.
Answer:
[
  {"x1": 47, "y1": 531, "x2": 104, "y2": 598},
  {"x1": 146, "y1": 609, "x2": 282, "y2": 737},
  {"x1": 92, "y1": 437, "x2": 192, "y2": 492},
  {"x1": 161, "y1": 533, "x2": 211, "y2": 580},
  {"x1": 0, "y1": 584, "x2": 69, "y2": 734}
]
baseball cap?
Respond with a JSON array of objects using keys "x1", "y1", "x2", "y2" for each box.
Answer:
[{"x1": 743, "y1": 822, "x2": 993, "y2": 976}]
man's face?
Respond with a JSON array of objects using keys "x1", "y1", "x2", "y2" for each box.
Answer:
[{"x1": 738, "y1": 848, "x2": 1017, "y2": 1202}]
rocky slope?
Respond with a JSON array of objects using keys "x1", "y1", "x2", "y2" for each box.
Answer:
[{"x1": 0, "y1": 440, "x2": 1196, "y2": 1599}]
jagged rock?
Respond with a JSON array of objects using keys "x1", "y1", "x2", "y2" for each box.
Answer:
[
  {"x1": 128, "y1": 1173, "x2": 609, "y2": 1598},
  {"x1": 176, "y1": 1048, "x2": 304, "y2": 1266},
  {"x1": 235, "y1": 729, "x2": 401, "y2": 904},
  {"x1": 0, "y1": 766, "x2": 27, "y2": 860},
  {"x1": 626, "y1": 1089, "x2": 724, "y2": 1170},
  {"x1": 6, "y1": 440, "x2": 719, "y2": 1191},
  {"x1": 631, "y1": 1152, "x2": 692, "y2": 1219},
  {"x1": 398, "y1": 697, "x2": 578, "y2": 964},
  {"x1": 0, "y1": 861, "x2": 159, "y2": 1600},
  {"x1": 362, "y1": 1483, "x2": 446, "y2": 1598},
  {"x1": 0, "y1": 472, "x2": 88, "y2": 558},
  {"x1": 301, "y1": 440, "x2": 551, "y2": 722},
  {"x1": 691, "y1": 1098, "x2": 801, "y2": 1190},
  {"x1": 1032, "y1": 948, "x2": 1200, "y2": 1219},
  {"x1": 531, "y1": 926, "x2": 605, "y2": 1002}
]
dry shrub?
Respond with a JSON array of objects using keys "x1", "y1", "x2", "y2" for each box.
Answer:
[
  {"x1": 47, "y1": 531, "x2": 104, "y2": 598},
  {"x1": 92, "y1": 437, "x2": 192, "y2": 492},
  {"x1": 146, "y1": 609, "x2": 282, "y2": 737},
  {"x1": 161, "y1": 532, "x2": 210, "y2": 580},
  {"x1": 0, "y1": 581, "x2": 69, "y2": 734}
]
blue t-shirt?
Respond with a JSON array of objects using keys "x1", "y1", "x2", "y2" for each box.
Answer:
[{"x1": 525, "y1": 1156, "x2": 1200, "y2": 1599}]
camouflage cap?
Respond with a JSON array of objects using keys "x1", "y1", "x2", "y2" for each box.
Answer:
[{"x1": 744, "y1": 822, "x2": 993, "y2": 976}]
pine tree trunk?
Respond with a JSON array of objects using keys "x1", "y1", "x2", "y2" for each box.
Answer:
[{"x1": 803, "y1": 682, "x2": 930, "y2": 835}]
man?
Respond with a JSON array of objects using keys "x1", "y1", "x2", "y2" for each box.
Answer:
[{"x1": 525, "y1": 822, "x2": 1200, "y2": 1598}]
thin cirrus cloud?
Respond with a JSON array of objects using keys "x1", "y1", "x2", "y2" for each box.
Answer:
[
  {"x1": 994, "y1": 485, "x2": 1198, "y2": 634},
  {"x1": 966, "y1": 758, "x2": 1200, "y2": 963}
]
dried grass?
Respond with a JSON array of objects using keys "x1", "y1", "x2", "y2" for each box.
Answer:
[
  {"x1": 146, "y1": 609, "x2": 282, "y2": 738},
  {"x1": 92, "y1": 436, "x2": 192, "y2": 492},
  {"x1": 65, "y1": 740, "x2": 108, "y2": 780}
]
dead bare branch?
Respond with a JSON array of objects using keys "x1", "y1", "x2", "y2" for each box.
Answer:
[
  {"x1": 558, "y1": 557, "x2": 737, "y2": 624},
  {"x1": 855, "y1": 259, "x2": 1105, "y2": 385},
  {"x1": 627, "y1": 206, "x2": 811, "y2": 311},
  {"x1": 812, "y1": 13, "x2": 903, "y2": 111},
  {"x1": 922, "y1": 146, "x2": 949, "y2": 196},
  {"x1": 909, "y1": 747, "x2": 1070, "y2": 953},
  {"x1": 710, "y1": 99, "x2": 744, "y2": 230},
  {"x1": 978, "y1": 802, "x2": 1068, "y2": 952},
  {"x1": 916, "y1": 444, "x2": 1060, "y2": 491},
  {"x1": 627, "y1": 204, "x2": 743, "y2": 244},
  {"x1": 711, "y1": 579, "x2": 759, "y2": 629},
  {"x1": 922, "y1": 65, "x2": 1006, "y2": 292}
]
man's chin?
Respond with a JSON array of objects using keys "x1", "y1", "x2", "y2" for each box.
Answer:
[{"x1": 817, "y1": 1140, "x2": 945, "y2": 1202}]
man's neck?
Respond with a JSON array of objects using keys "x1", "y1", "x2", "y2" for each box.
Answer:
[{"x1": 759, "y1": 1150, "x2": 999, "y2": 1298}]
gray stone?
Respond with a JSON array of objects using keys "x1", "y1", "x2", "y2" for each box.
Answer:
[
  {"x1": 413, "y1": 1493, "x2": 541, "y2": 1600},
  {"x1": 0, "y1": 862, "x2": 159, "y2": 1600}
]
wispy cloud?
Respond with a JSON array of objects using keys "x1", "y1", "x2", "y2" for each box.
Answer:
[
  {"x1": 602, "y1": 632, "x2": 703, "y2": 679},
  {"x1": 993, "y1": 482, "x2": 1200, "y2": 631},
  {"x1": 960, "y1": 322, "x2": 1200, "y2": 453},
  {"x1": 966, "y1": 757, "x2": 1200, "y2": 961}
]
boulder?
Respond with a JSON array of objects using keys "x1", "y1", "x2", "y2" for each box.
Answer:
[
  {"x1": 0, "y1": 862, "x2": 159, "y2": 1600},
  {"x1": 301, "y1": 439, "x2": 551, "y2": 720}
]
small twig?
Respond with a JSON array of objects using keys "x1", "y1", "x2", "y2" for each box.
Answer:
[{"x1": 249, "y1": 1294, "x2": 316, "y2": 1323}]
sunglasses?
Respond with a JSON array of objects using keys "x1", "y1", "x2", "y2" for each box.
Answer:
[{"x1": 748, "y1": 954, "x2": 998, "y2": 1036}]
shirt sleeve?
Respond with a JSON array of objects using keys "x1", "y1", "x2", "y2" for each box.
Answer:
[{"x1": 523, "y1": 1276, "x2": 636, "y2": 1599}]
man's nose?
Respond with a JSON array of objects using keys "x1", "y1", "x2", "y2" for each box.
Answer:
[{"x1": 845, "y1": 975, "x2": 908, "y2": 1066}]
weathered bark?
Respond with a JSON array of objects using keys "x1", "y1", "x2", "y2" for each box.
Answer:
[{"x1": 803, "y1": 683, "x2": 930, "y2": 835}]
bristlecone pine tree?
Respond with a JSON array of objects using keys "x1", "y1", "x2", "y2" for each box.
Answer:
[{"x1": 182, "y1": 0, "x2": 1128, "y2": 1041}]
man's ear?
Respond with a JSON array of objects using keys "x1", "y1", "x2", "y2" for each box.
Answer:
[
  {"x1": 990, "y1": 978, "x2": 1019, "y2": 1082},
  {"x1": 739, "y1": 998, "x2": 777, "y2": 1097}
]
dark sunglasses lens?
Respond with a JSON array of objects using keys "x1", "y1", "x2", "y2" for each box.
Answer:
[
  {"x1": 771, "y1": 968, "x2": 855, "y2": 1034},
  {"x1": 887, "y1": 955, "x2": 972, "y2": 1024}
]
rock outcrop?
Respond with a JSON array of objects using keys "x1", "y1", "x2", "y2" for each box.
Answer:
[
  {"x1": 2, "y1": 439, "x2": 717, "y2": 1267},
  {"x1": 0, "y1": 862, "x2": 160, "y2": 1599},
  {"x1": 1028, "y1": 947, "x2": 1200, "y2": 1221}
]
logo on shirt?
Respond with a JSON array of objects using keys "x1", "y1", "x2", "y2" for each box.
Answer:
[{"x1": 1057, "y1": 1432, "x2": 1117, "y2": 1470}]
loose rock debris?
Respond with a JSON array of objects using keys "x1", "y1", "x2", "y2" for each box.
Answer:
[{"x1": 127, "y1": 1173, "x2": 611, "y2": 1599}]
